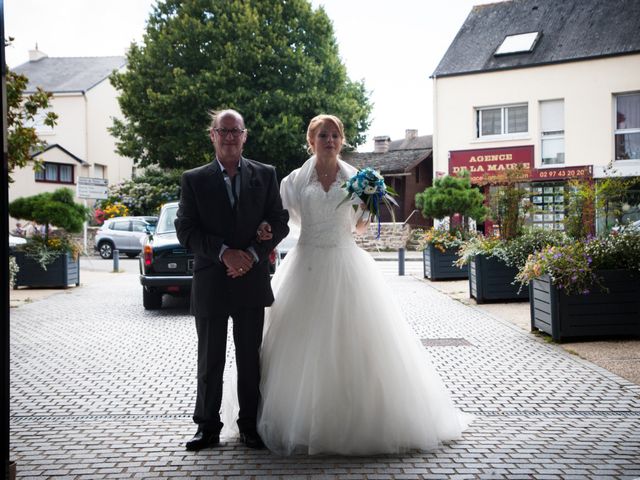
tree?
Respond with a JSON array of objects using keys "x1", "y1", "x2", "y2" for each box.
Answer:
[
  {"x1": 480, "y1": 166, "x2": 530, "y2": 241},
  {"x1": 6, "y1": 69, "x2": 58, "y2": 182},
  {"x1": 8, "y1": 188, "x2": 90, "y2": 240},
  {"x1": 597, "y1": 175, "x2": 640, "y2": 230},
  {"x1": 564, "y1": 179, "x2": 596, "y2": 239},
  {"x1": 415, "y1": 171, "x2": 488, "y2": 233},
  {"x1": 110, "y1": 0, "x2": 372, "y2": 178}
]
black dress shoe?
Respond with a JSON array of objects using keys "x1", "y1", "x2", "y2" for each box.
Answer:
[
  {"x1": 185, "y1": 430, "x2": 220, "y2": 451},
  {"x1": 240, "y1": 431, "x2": 266, "y2": 449}
]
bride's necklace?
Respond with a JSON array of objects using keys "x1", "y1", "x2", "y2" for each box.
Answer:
[{"x1": 316, "y1": 163, "x2": 338, "y2": 178}]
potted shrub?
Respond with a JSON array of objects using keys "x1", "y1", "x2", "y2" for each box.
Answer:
[
  {"x1": 457, "y1": 229, "x2": 568, "y2": 303},
  {"x1": 458, "y1": 166, "x2": 536, "y2": 300},
  {"x1": 417, "y1": 227, "x2": 471, "y2": 280},
  {"x1": 517, "y1": 229, "x2": 640, "y2": 341},
  {"x1": 9, "y1": 188, "x2": 89, "y2": 288},
  {"x1": 415, "y1": 171, "x2": 488, "y2": 280}
]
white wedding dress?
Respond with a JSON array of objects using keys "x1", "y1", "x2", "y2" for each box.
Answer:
[{"x1": 256, "y1": 157, "x2": 472, "y2": 456}]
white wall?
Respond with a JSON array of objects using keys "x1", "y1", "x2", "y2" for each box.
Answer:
[
  {"x1": 85, "y1": 67, "x2": 135, "y2": 185},
  {"x1": 9, "y1": 67, "x2": 136, "y2": 228},
  {"x1": 8, "y1": 148, "x2": 90, "y2": 229},
  {"x1": 433, "y1": 53, "x2": 640, "y2": 177}
]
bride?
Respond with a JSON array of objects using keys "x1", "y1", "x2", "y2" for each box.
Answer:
[{"x1": 255, "y1": 114, "x2": 472, "y2": 455}]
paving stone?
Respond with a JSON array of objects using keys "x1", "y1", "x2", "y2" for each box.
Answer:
[{"x1": 9, "y1": 267, "x2": 640, "y2": 479}]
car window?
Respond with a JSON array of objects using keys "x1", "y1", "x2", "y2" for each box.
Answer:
[
  {"x1": 156, "y1": 206, "x2": 178, "y2": 234},
  {"x1": 111, "y1": 221, "x2": 130, "y2": 231},
  {"x1": 131, "y1": 221, "x2": 148, "y2": 233}
]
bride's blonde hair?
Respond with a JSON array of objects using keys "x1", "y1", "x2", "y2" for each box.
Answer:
[{"x1": 306, "y1": 114, "x2": 346, "y2": 154}]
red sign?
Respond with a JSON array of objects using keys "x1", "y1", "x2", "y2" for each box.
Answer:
[
  {"x1": 449, "y1": 146, "x2": 592, "y2": 183},
  {"x1": 449, "y1": 146, "x2": 533, "y2": 183},
  {"x1": 530, "y1": 165, "x2": 593, "y2": 180}
]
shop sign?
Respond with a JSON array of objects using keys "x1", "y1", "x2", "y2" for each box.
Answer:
[
  {"x1": 449, "y1": 146, "x2": 593, "y2": 183},
  {"x1": 530, "y1": 165, "x2": 593, "y2": 180},
  {"x1": 449, "y1": 146, "x2": 533, "y2": 182}
]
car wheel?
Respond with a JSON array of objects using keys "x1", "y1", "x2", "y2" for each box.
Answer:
[
  {"x1": 98, "y1": 241, "x2": 114, "y2": 259},
  {"x1": 143, "y1": 287, "x2": 163, "y2": 310},
  {"x1": 126, "y1": 252, "x2": 139, "y2": 259}
]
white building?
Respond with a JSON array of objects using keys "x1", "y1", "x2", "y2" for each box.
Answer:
[
  {"x1": 10, "y1": 49, "x2": 133, "y2": 223},
  {"x1": 432, "y1": 0, "x2": 640, "y2": 232}
]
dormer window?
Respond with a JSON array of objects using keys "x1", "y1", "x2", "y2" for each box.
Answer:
[{"x1": 495, "y1": 32, "x2": 540, "y2": 56}]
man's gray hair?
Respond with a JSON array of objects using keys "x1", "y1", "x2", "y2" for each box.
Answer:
[{"x1": 208, "y1": 109, "x2": 245, "y2": 130}]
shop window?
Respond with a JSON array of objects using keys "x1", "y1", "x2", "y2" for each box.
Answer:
[
  {"x1": 540, "y1": 100, "x2": 565, "y2": 165},
  {"x1": 34, "y1": 162, "x2": 74, "y2": 184},
  {"x1": 477, "y1": 104, "x2": 528, "y2": 138},
  {"x1": 615, "y1": 93, "x2": 640, "y2": 160},
  {"x1": 527, "y1": 183, "x2": 566, "y2": 231}
]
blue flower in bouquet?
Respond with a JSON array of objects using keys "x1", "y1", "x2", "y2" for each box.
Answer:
[{"x1": 337, "y1": 167, "x2": 398, "y2": 237}]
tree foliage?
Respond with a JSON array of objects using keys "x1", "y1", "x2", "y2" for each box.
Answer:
[
  {"x1": 8, "y1": 188, "x2": 90, "y2": 237},
  {"x1": 564, "y1": 179, "x2": 596, "y2": 239},
  {"x1": 6, "y1": 69, "x2": 58, "y2": 182},
  {"x1": 480, "y1": 166, "x2": 531, "y2": 241},
  {"x1": 415, "y1": 171, "x2": 488, "y2": 233},
  {"x1": 99, "y1": 168, "x2": 183, "y2": 216},
  {"x1": 111, "y1": 0, "x2": 372, "y2": 178}
]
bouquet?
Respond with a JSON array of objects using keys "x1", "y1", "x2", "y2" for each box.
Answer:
[{"x1": 337, "y1": 167, "x2": 398, "y2": 237}]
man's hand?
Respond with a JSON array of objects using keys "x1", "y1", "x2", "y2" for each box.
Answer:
[
  {"x1": 256, "y1": 221, "x2": 273, "y2": 242},
  {"x1": 222, "y1": 249, "x2": 254, "y2": 278}
]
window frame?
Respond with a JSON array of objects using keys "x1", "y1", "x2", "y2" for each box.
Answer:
[
  {"x1": 540, "y1": 99, "x2": 565, "y2": 166},
  {"x1": 614, "y1": 92, "x2": 640, "y2": 161},
  {"x1": 34, "y1": 162, "x2": 75, "y2": 184},
  {"x1": 476, "y1": 103, "x2": 529, "y2": 139}
]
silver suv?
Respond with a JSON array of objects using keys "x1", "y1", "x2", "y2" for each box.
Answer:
[{"x1": 94, "y1": 216, "x2": 158, "y2": 259}]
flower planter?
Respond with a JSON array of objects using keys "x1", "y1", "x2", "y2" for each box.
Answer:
[
  {"x1": 530, "y1": 270, "x2": 640, "y2": 342},
  {"x1": 469, "y1": 254, "x2": 528, "y2": 304},
  {"x1": 423, "y1": 243, "x2": 467, "y2": 280},
  {"x1": 13, "y1": 251, "x2": 80, "y2": 289}
]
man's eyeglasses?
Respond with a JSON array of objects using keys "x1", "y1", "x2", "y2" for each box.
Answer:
[{"x1": 214, "y1": 128, "x2": 246, "y2": 137}]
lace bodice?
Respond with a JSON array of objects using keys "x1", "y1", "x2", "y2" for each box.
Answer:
[{"x1": 297, "y1": 170, "x2": 356, "y2": 248}]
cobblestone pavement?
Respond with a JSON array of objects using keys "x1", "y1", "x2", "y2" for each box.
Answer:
[{"x1": 10, "y1": 261, "x2": 640, "y2": 479}]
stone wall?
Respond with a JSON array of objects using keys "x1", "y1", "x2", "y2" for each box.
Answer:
[
  {"x1": 354, "y1": 222, "x2": 413, "y2": 251},
  {"x1": 71, "y1": 226, "x2": 100, "y2": 255}
]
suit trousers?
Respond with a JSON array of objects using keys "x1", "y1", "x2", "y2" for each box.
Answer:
[{"x1": 193, "y1": 307, "x2": 265, "y2": 434}]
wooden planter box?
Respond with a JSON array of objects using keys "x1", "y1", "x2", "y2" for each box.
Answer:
[
  {"x1": 13, "y1": 251, "x2": 80, "y2": 289},
  {"x1": 530, "y1": 270, "x2": 640, "y2": 342},
  {"x1": 469, "y1": 254, "x2": 528, "y2": 304},
  {"x1": 423, "y1": 243, "x2": 467, "y2": 280}
]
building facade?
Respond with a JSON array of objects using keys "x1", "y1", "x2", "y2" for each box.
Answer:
[
  {"x1": 432, "y1": 0, "x2": 640, "y2": 233},
  {"x1": 9, "y1": 49, "x2": 132, "y2": 225},
  {"x1": 342, "y1": 130, "x2": 433, "y2": 227}
]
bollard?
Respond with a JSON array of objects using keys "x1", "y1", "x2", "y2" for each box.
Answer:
[
  {"x1": 398, "y1": 247, "x2": 405, "y2": 276},
  {"x1": 113, "y1": 249, "x2": 119, "y2": 272}
]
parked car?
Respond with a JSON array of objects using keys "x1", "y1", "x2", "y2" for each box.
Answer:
[
  {"x1": 94, "y1": 216, "x2": 158, "y2": 259},
  {"x1": 9, "y1": 234, "x2": 27, "y2": 253},
  {"x1": 139, "y1": 201, "x2": 278, "y2": 310},
  {"x1": 139, "y1": 203, "x2": 192, "y2": 309},
  {"x1": 611, "y1": 219, "x2": 640, "y2": 233}
]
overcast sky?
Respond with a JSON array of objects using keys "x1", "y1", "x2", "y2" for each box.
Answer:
[{"x1": 4, "y1": 0, "x2": 499, "y2": 151}]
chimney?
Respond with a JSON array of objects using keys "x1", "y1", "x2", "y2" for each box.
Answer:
[
  {"x1": 405, "y1": 129, "x2": 418, "y2": 140},
  {"x1": 374, "y1": 135, "x2": 391, "y2": 153},
  {"x1": 29, "y1": 44, "x2": 47, "y2": 62}
]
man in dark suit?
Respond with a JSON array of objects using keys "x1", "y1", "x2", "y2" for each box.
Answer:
[{"x1": 175, "y1": 109, "x2": 289, "y2": 451}]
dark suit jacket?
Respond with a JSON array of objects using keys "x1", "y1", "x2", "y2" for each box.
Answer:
[{"x1": 175, "y1": 157, "x2": 289, "y2": 317}]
